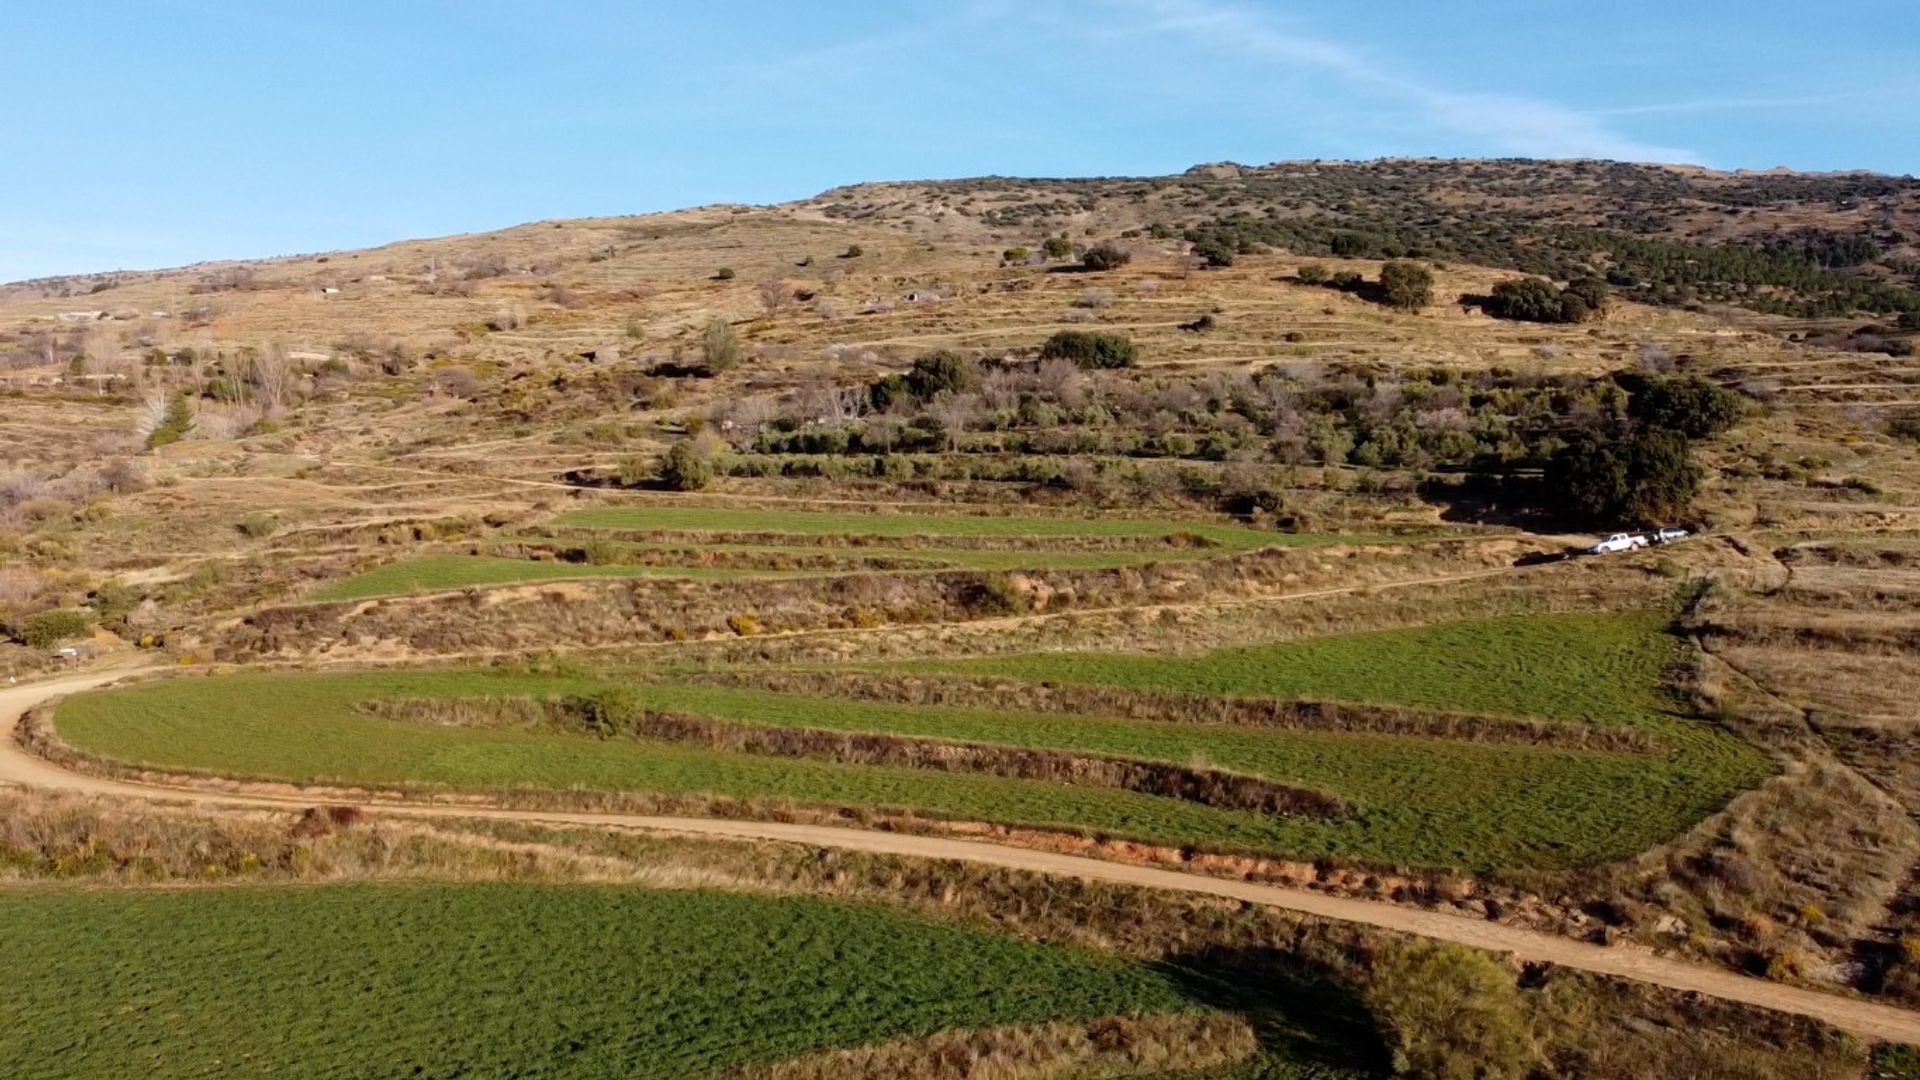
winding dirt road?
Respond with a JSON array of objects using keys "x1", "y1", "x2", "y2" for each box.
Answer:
[{"x1": 8, "y1": 670, "x2": 1920, "y2": 1044}]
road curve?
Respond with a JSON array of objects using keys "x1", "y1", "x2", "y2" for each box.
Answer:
[{"x1": 6, "y1": 671, "x2": 1920, "y2": 1045}]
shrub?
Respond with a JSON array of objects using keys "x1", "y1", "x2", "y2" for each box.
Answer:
[
  {"x1": 842, "y1": 245, "x2": 863, "y2": 258},
  {"x1": 904, "y1": 350, "x2": 978, "y2": 400},
  {"x1": 19, "y1": 609, "x2": 91, "y2": 649},
  {"x1": 1887, "y1": 416, "x2": 1920, "y2": 443},
  {"x1": 1296, "y1": 263, "x2": 1330, "y2": 285},
  {"x1": 700, "y1": 318, "x2": 743, "y2": 375},
  {"x1": 236, "y1": 513, "x2": 277, "y2": 539},
  {"x1": 1482, "y1": 276, "x2": 1606, "y2": 324},
  {"x1": 145, "y1": 393, "x2": 195, "y2": 450},
  {"x1": 1378, "y1": 261, "x2": 1434, "y2": 312},
  {"x1": 1041, "y1": 236, "x2": 1076, "y2": 260},
  {"x1": 559, "y1": 688, "x2": 640, "y2": 737},
  {"x1": 1039, "y1": 330, "x2": 1137, "y2": 370},
  {"x1": 1365, "y1": 940, "x2": 1534, "y2": 1080},
  {"x1": 659, "y1": 439, "x2": 716, "y2": 491},
  {"x1": 1080, "y1": 245, "x2": 1131, "y2": 272},
  {"x1": 1192, "y1": 238, "x2": 1235, "y2": 267},
  {"x1": 616, "y1": 456, "x2": 651, "y2": 487},
  {"x1": 726, "y1": 613, "x2": 762, "y2": 636},
  {"x1": 1001, "y1": 246, "x2": 1031, "y2": 263},
  {"x1": 713, "y1": 267, "x2": 735, "y2": 280}
]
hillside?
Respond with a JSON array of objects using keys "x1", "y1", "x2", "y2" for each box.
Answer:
[{"x1": 5, "y1": 157, "x2": 1920, "y2": 1079}]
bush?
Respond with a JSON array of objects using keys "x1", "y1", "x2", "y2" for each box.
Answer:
[
  {"x1": 236, "y1": 513, "x2": 277, "y2": 539},
  {"x1": 1080, "y1": 245, "x2": 1131, "y2": 272},
  {"x1": 842, "y1": 245, "x2": 863, "y2": 258},
  {"x1": 659, "y1": 439, "x2": 716, "y2": 491},
  {"x1": 1546, "y1": 426, "x2": 1700, "y2": 524},
  {"x1": 1482, "y1": 276, "x2": 1604, "y2": 324},
  {"x1": 713, "y1": 267, "x2": 735, "y2": 280},
  {"x1": 701, "y1": 318, "x2": 742, "y2": 374},
  {"x1": 616, "y1": 456, "x2": 651, "y2": 487},
  {"x1": 1366, "y1": 940, "x2": 1534, "y2": 1080},
  {"x1": 1041, "y1": 236, "x2": 1076, "y2": 260},
  {"x1": 1296, "y1": 264, "x2": 1330, "y2": 285},
  {"x1": 1039, "y1": 330, "x2": 1137, "y2": 370},
  {"x1": 1192, "y1": 238, "x2": 1235, "y2": 267},
  {"x1": 904, "y1": 350, "x2": 977, "y2": 400},
  {"x1": 726, "y1": 613, "x2": 762, "y2": 636},
  {"x1": 1887, "y1": 416, "x2": 1920, "y2": 443},
  {"x1": 145, "y1": 393, "x2": 195, "y2": 450},
  {"x1": 1001, "y1": 246, "x2": 1031, "y2": 263},
  {"x1": 559, "y1": 688, "x2": 640, "y2": 737},
  {"x1": 1378, "y1": 261, "x2": 1434, "y2": 312},
  {"x1": 19, "y1": 609, "x2": 91, "y2": 649}
]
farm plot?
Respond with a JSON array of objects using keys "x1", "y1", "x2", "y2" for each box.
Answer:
[
  {"x1": 309, "y1": 554, "x2": 775, "y2": 603},
  {"x1": 54, "y1": 610, "x2": 1769, "y2": 870},
  {"x1": 0, "y1": 883, "x2": 1259, "y2": 1080},
  {"x1": 315, "y1": 503, "x2": 1413, "y2": 602}
]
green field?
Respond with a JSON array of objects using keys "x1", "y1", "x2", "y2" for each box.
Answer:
[
  {"x1": 311, "y1": 554, "x2": 769, "y2": 603},
  {"x1": 906, "y1": 613, "x2": 1680, "y2": 728},
  {"x1": 55, "y1": 612, "x2": 1769, "y2": 869},
  {"x1": 0, "y1": 883, "x2": 1229, "y2": 1079},
  {"x1": 553, "y1": 504, "x2": 1308, "y2": 548}
]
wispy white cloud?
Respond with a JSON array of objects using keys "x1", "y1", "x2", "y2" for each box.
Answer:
[{"x1": 1104, "y1": 0, "x2": 1701, "y2": 163}]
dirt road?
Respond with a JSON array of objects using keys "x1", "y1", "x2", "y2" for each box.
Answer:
[{"x1": 7, "y1": 671, "x2": 1920, "y2": 1044}]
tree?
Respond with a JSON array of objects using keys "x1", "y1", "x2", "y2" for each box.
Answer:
[
  {"x1": 1192, "y1": 238, "x2": 1236, "y2": 267},
  {"x1": 658, "y1": 438, "x2": 715, "y2": 491},
  {"x1": 1546, "y1": 426, "x2": 1700, "y2": 524},
  {"x1": 1378, "y1": 261, "x2": 1434, "y2": 312},
  {"x1": 1080, "y1": 244, "x2": 1131, "y2": 272},
  {"x1": 903, "y1": 350, "x2": 977, "y2": 400},
  {"x1": 1624, "y1": 374, "x2": 1745, "y2": 439},
  {"x1": 701, "y1": 318, "x2": 742, "y2": 374},
  {"x1": 144, "y1": 393, "x2": 195, "y2": 450},
  {"x1": 1485, "y1": 278, "x2": 1568, "y2": 322},
  {"x1": 1039, "y1": 330, "x2": 1137, "y2": 370}
]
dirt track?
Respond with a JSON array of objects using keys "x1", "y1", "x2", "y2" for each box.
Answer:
[{"x1": 8, "y1": 670, "x2": 1920, "y2": 1044}]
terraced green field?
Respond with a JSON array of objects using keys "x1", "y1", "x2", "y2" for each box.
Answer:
[
  {"x1": 906, "y1": 613, "x2": 1679, "y2": 728},
  {"x1": 311, "y1": 554, "x2": 769, "y2": 603},
  {"x1": 0, "y1": 883, "x2": 1230, "y2": 1079},
  {"x1": 552, "y1": 504, "x2": 1299, "y2": 546},
  {"x1": 55, "y1": 613, "x2": 1769, "y2": 870}
]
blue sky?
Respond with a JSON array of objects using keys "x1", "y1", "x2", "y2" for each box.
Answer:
[{"x1": 4, "y1": 0, "x2": 1915, "y2": 282}]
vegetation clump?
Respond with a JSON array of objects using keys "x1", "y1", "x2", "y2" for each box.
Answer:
[
  {"x1": 659, "y1": 437, "x2": 718, "y2": 491},
  {"x1": 1039, "y1": 330, "x2": 1137, "y2": 369}
]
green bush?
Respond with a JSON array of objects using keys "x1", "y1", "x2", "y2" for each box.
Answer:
[
  {"x1": 904, "y1": 350, "x2": 977, "y2": 400},
  {"x1": 701, "y1": 318, "x2": 742, "y2": 374},
  {"x1": 713, "y1": 267, "x2": 735, "y2": 280},
  {"x1": 842, "y1": 245, "x2": 863, "y2": 258},
  {"x1": 1482, "y1": 277, "x2": 1604, "y2": 324},
  {"x1": 1039, "y1": 330, "x2": 1137, "y2": 370},
  {"x1": 19, "y1": 610, "x2": 92, "y2": 649},
  {"x1": 1296, "y1": 263, "x2": 1330, "y2": 285},
  {"x1": 1080, "y1": 245, "x2": 1131, "y2": 272},
  {"x1": 659, "y1": 439, "x2": 716, "y2": 492},
  {"x1": 559, "y1": 688, "x2": 641, "y2": 737},
  {"x1": 1192, "y1": 238, "x2": 1235, "y2": 267},
  {"x1": 616, "y1": 456, "x2": 651, "y2": 488},
  {"x1": 1378, "y1": 261, "x2": 1434, "y2": 312},
  {"x1": 145, "y1": 393, "x2": 195, "y2": 450},
  {"x1": 1366, "y1": 940, "x2": 1534, "y2": 1080},
  {"x1": 1041, "y1": 236, "x2": 1076, "y2": 260}
]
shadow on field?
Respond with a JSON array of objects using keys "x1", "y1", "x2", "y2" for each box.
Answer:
[{"x1": 1153, "y1": 946, "x2": 1391, "y2": 1076}]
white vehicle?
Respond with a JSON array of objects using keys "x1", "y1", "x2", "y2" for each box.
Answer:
[
  {"x1": 1588, "y1": 532, "x2": 1649, "y2": 555},
  {"x1": 1652, "y1": 527, "x2": 1690, "y2": 545}
]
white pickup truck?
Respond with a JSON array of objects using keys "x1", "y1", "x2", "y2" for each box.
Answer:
[{"x1": 1588, "y1": 532, "x2": 1649, "y2": 555}]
